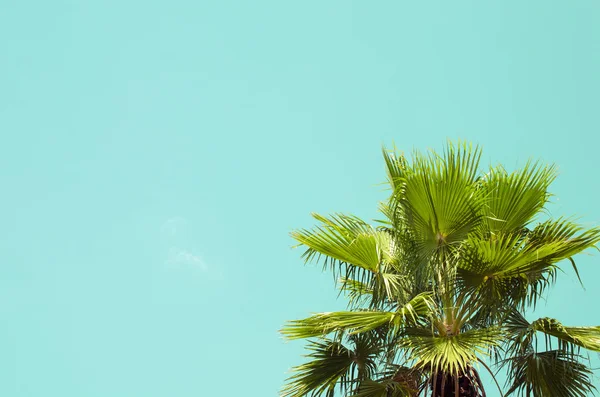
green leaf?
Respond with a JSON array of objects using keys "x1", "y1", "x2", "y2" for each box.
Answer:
[
  {"x1": 400, "y1": 327, "x2": 503, "y2": 376},
  {"x1": 504, "y1": 350, "x2": 596, "y2": 397},
  {"x1": 282, "y1": 333, "x2": 383, "y2": 397},
  {"x1": 292, "y1": 213, "x2": 393, "y2": 275},
  {"x1": 382, "y1": 145, "x2": 409, "y2": 193},
  {"x1": 351, "y1": 378, "x2": 418, "y2": 397},
  {"x1": 527, "y1": 217, "x2": 600, "y2": 263},
  {"x1": 281, "y1": 339, "x2": 354, "y2": 397},
  {"x1": 505, "y1": 311, "x2": 600, "y2": 355},
  {"x1": 533, "y1": 318, "x2": 600, "y2": 352},
  {"x1": 457, "y1": 220, "x2": 600, "y2": 311},
  {"x1": 281, "y1": 293, "x2": 435, "y2": 340},
  {"x1": 340, "y1": 277, "x2": 374, "y2": 307},
  {"x1": 391, "y1": 141, "x2": 484, "y2": 260},
  {"x1": 480, "y1": 161, "x2": 557, "y2": 234},
  {"x1": 283, "y1": 140, "x2": 600, "y2": 397}
]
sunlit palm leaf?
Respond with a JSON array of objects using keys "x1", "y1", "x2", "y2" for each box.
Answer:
[
  {"x1": 292, "y1": 213, "x2": 395, "y2": 276},
  {"x1": 382, "y1": 145, "x2": 409, "y2": 193},
  {"x1": 400, "y1": 327, "x2": 503, "y2": 376},
  {"x1": 377, "y1": 271, "x2": 411, "y2": 306},
  {"x1": 543, "y1": 324, "x2": 600, "y2": 352},
  {"x1": 458, "y1": 221, "x2": 600, "y2": 311},
  {"x1": 480, "y1": 161, "x2": 556, "y2": 234},
  {"x1": 282, "y1": 333, "x2": 385, "y2": 397},
  {"x1": 392, "y1": 141, "x2": 484, "y2": 261},
  {"x1": 281, "y1": 293, "x2": 436, "y2": 340},
  {"x1": 284, "y1": 141, "x2": 600, "y2": 396},
  {"x1": 457, "y1": 235, "x2": 553, "y2": 313},
  {"x1": 505, "y1": 311, "x2": 600, "y2": 356},
  {"x1": 460, "y1": 233, "x2": 561, "y2": 279},
  {"x1": 468, "y1": 218, "x2": 600, "y2": 278},
  {"x1": 340, "y1": 277, "x2": 374, "y2": 307},
  {"x1": 339, "y1": 262, "x2": 412, "y2": 309},
  {"x1": 281, "y1": 340, "x2": 354, "y2": 397},
  {"x1": 527, "y1": 218, "x2": 600, "y2": 266},
  {"x1": 504, "y1": 350, "x2": 596, "y2": 397}
]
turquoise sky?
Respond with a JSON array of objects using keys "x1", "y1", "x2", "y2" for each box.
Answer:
[{"x1": 2, "y1": 1, "x2": 600, "y2": 396}]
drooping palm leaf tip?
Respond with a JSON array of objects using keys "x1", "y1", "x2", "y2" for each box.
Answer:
[{"x1": 281, "y1": 141, "x2": 600, "y2": 397}]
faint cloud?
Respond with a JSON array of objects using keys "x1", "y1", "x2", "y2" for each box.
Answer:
[
  {"x1": 165, "y1": 248, "x2": 208, "y2": 271},
  {"x1": 160, "y1": 217, "x2": 222, "y2": 280}
]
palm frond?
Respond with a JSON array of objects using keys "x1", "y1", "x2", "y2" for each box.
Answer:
[
  {"x1": 282, "y1": 333, "x2": 385, "y2": 397},
  {"x1": 350, "y1": 378, "x2": 418, "y2": 397},
  {"x1": 391, "y1": 141, "x2": 484, "y2": 261},
  {"x1": 400, "y1": 327, "x2": 503, "y2": 376},
  {"x1": 458, "y1": 220, "x2": 600, "y2": 311},
  {"x1": 281, "y1": 339, "x2": 355, "y2": 397},
  {"x1": 460, "y1": 232, "x2": 558, "y2": 279},
  {"x1": 291, "y1": 213, "x2": 395, "y2": 279},
  {"x1": 504, "y1": 350, "x2": 596, "y2": 397},
  {"x1": 339, "y1": 266, "x2": 412, "y2": 310},
  {"x1": 505, "y1": 311, "x2": 600, "y2": 356},
  {"x1": 382, "y1": 145, "x2": 409, "y2": 193},
  {"x1": 281, "y1": 293, "x2": 436, "y2": 340},
  {"x1": 340, "y1": 277, "x2": 374, "y2": 308},
  {"x1": 527, "y1": 217, "x2": 600, "y2": 265},
  {"x1": 480, "y1": 161, "x2": 556, "y2": 234},
  {"x1": 283, "y1": 141, "x2": 600, "y2": 396}
]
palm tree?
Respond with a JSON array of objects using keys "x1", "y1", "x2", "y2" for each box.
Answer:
[{"x1": 280, "y1": 141, "x2": 600, "y2": 397}]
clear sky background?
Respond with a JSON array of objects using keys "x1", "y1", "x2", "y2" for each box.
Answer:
[{"x1": 1, "y1": 1, "x2": 600, "y2": 396}]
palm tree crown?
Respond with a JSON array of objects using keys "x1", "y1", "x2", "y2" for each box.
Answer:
[{"x1": 281, "y1": 141, "x2": 600, "y2": 397}]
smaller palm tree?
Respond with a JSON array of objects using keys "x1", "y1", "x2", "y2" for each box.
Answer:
[{"x1": 281, "y1": 141, "x2": 600, "y2": 396}]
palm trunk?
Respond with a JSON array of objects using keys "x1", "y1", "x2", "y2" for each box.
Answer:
[{"x1": 430, "y1": 366, "x2": 486, "y2": 397}]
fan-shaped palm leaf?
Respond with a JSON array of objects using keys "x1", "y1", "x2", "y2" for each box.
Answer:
[
  {"x1": 391, "y1": 142, "x2": 484, "y2": 262},
  {"x1": 399, "y1": 327, "x2": 503, "y2": 377},
  {"x1": 479, "y1": 161, "x2": 556, "y2": 234},
  {"x1": 457, "y1": 221, "x2": 600, "y2": 311},
  {"x1": 281, "y1": 293, "x2": 436, "y2": 340},
  {"x1": 282, "y1": 141, "x2": 600, "y2": 397},
  {"x1": 291, "y1": 213, "x2": 402, "y2": 293},
  {"x1": 504, "y1": 350, "x2": 596, "y2": 397},
  {"x1": 505, "y1": 311, "x2": 600, "y2": 356},
  {"x1": 282, "y1": 334, "x2": 382, "y2": 397}
]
